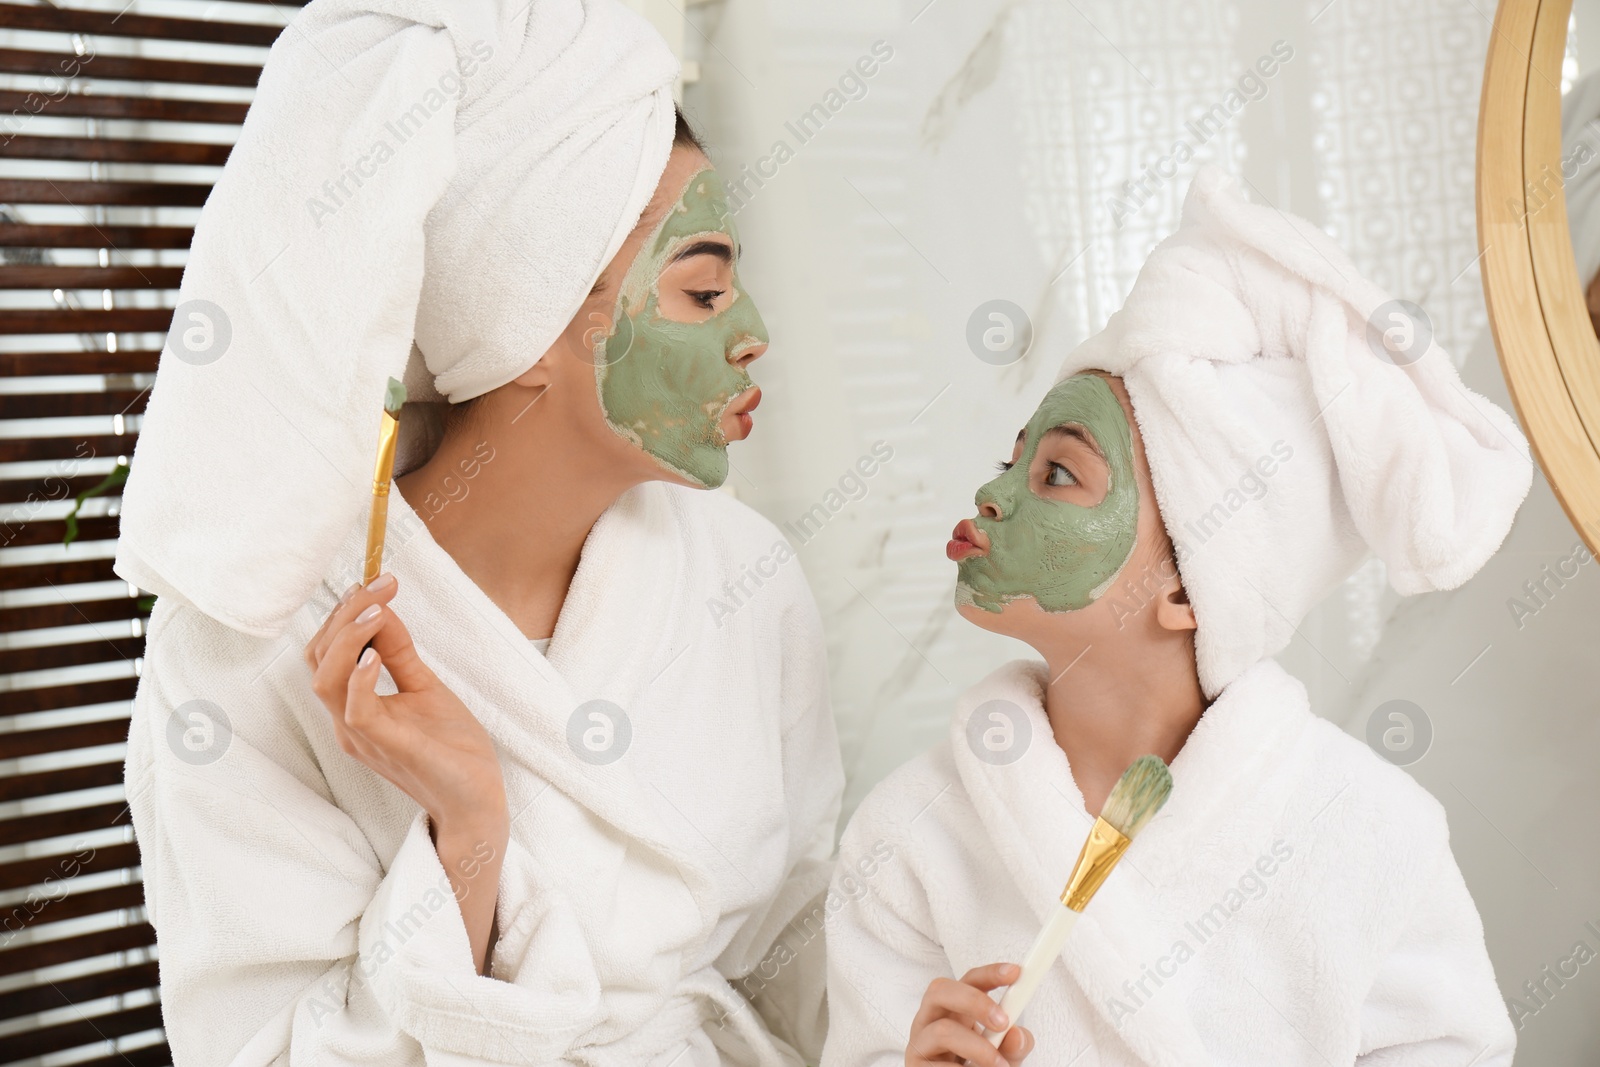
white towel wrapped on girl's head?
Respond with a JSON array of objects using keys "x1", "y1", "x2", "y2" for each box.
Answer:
[
  {"x1": 115, "y1": 0, "x2": 678, "y2": 637},
  {"x1": 1060, "y1": 164, "x2": 1531, "y2": 698}
]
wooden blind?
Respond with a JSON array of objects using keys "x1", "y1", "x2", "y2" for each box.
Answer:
[{"x1": 0, "y1": 4, "x2": 298, "y2": 1063}]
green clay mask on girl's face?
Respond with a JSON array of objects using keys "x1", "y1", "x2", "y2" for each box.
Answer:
[
  {"x1": 958, "y1": 374, "x2": 1139, "y2": 613},
  {"x1": 593, "y1": 168, "x2": 767, "y2": 489}
]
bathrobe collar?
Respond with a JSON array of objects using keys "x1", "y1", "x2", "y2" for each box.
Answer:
[
  {"x1": 948, "y1": 657, "x2": 1313, "y2": 1065},
  {"x1": 321, "y1": 482, "x2": 723, "y2": 931}
]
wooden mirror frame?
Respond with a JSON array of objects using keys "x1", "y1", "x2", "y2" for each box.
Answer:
[{"x1": 1480, "y1": 0, "x2": 1600, "y2": 553}]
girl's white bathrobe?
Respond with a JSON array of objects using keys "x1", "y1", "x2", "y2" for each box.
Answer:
[
  {"x1": 124, "y1": 483, "x2": 843, "y2": 1067},
  {"x1": 822, "y1": 659, "x2": 1515, "y2": 1066}
]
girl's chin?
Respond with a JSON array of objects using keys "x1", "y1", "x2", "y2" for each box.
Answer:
[{"x1": 956, "y1": 591, "x2": 1080, "y2": 646}]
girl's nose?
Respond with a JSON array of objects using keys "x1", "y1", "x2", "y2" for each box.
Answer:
[{"x1": 977, "y1": 497, "x2": 1004, "y2": 520}]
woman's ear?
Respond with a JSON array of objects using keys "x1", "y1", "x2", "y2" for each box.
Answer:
[
  {"x1": 1154, "y1": 572, "x2": 1198, "y2": 632},
  {"x1": 538, "y1": 282, "x2": 617, "y2": 374},
  {"x1": 512, "y1": 345, "x2": 562, "y2": 390}
]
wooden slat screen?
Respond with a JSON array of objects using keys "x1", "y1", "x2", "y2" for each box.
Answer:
[{"x1": 0, "y1": 3, "x2": 299, "y2": 1063}]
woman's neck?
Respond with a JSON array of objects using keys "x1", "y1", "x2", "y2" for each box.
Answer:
[
  {"x1": 1039, "y1": 636, "x2": 1206, "y2": 817},
  {"x1": 396, "y1": 393, "x2": 644, "y2": 641}
]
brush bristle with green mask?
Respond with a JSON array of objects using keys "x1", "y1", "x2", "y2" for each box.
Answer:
[
  {"x1": 1098, "y1": 754, "x2": 1174, "y2": 842},
  {"x1": 363, "y1": 377, "x2": 407, "y2": 585},
  {"x1": 987, "y1": 754, "x2": 1174, "y2": 1047}
]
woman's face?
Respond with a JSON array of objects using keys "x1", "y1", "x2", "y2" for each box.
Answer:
[
  {"x1": 590, "y1": 160, "x2": 767, "y2": 488},
  {"x1": 948, "y1": 372, "x2": 1141, "y2": 618}
]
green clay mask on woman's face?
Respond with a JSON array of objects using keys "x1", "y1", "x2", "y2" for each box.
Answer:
[
  {"x1": 958, "y1": 374, "x2": 1139, "y2": 613},
  {"x1": 593, "y1": 168, "x2": 767, "y2": 488}
]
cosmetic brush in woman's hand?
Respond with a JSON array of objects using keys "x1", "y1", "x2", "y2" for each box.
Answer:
[
  {"x1": 363, "y1": 377, "x2": 406, "y2": 585},
  {"x1": 986, "y1": 754, "x2": 1173, "y2": 1047}
]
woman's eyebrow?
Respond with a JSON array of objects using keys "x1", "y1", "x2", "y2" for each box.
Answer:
[
  {"x1": 668, "y1": 239, "x2": 734, "y2": 265},
  {"x1": 1043, "y1": 423, "x2": 1103, "y2": 459}
]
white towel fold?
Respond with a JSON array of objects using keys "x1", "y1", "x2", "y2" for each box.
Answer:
[
  {"x1": 126, "y1": 482, "x2": 844, "y2": 1065},
  {"x1": 821, "y1": 659, "x2": 1515, "y2": 1066},
  {"x1": 1058, "y1": 165, "x2": 1532, "y2": 698},
  {"x1": 114, "y1": 0, "x2": 678, "y2": 637}
]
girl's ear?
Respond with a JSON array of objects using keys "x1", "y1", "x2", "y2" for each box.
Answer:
[{"x1": 1154, "y1": 573, "x2": 1198, "y2": 633}]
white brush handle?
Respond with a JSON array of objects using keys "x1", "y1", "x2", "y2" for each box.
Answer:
[{"x1": 987, "y1": 904, "x2": 1079, "y2": 1047}]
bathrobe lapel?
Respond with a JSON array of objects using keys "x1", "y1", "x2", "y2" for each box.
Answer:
[
  {"x1": 948, "y1": 660, "x2": 1312, "y2": 1066},
  {"x1": 328, "y1": 484, "x2": 724, "y2": 927}
]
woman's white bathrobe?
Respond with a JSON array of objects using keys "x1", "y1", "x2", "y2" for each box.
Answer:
[
  {"x1": 822, "y1": 659, "x2": 1515, "y2": 1066},
  {"x1": 124, "y1": 483, "x2": 843, "y2": 1067}
]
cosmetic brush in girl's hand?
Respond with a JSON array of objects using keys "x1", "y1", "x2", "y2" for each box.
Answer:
[{"x1": 986, "y1": 754, "x2": 1173, "y2": 1047}]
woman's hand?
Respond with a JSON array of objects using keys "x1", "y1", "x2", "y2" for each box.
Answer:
[
  {"x1": 305, "y1": 572, "x2": 509, "y2": 974},
  {"x1": 906, "y1": 964, "x2": 1034, "y2": 1067}
]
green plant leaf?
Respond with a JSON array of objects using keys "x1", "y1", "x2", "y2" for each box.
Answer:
[{"x1": 63, "y1": 462, "x2": 130, "y2": 547}]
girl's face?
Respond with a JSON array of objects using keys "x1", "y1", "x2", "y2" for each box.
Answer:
[
  {"x1": 591, "y1": 165, "x2": 767, "y2": 489},
  {"x1": 950, "y1": 373, "x2": 1140, "y2": 616}
]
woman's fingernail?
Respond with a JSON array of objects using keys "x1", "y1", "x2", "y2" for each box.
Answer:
[
  {"x1": 355, "y1": 604, "x2": 381, "y2": 624},
  {"x1": 358, "y1": 647, "x2": 377, "y2": 669},
  {"x1": 368, "y1": 573, "x2": 395, "y2": 592},
  {"x1": 991, "y1": 1009, "x2": 1008, "y2": 1028},
  {"x1": 338, "y1": 582, "x2": 359, "y2": 604}
]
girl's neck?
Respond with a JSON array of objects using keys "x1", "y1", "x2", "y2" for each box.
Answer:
[
  {"x1": 1039, "y1": 638, "x2": 1206, "y2": 816},
  {"x1": 396, "y1": 396, "x2": 644, "y2": 641}
]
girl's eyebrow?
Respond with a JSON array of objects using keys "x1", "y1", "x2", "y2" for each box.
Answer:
[
  {"x1": 669, "y1": 239, "x2": 735, "y2": 265},
  {"x1": 1043, "y1": 423, "x2": 1104, "y2": 459}
]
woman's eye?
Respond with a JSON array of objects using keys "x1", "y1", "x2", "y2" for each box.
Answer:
[
  {"x1": 995, "y1": 460, "x2": 1014, "y2": 473},
  {"x1": 1045, "y1": 462, "x2": 1077, "y2": 488},
  {"x1": 688, "y1": 289, "x2": 724, "y2": 310}
]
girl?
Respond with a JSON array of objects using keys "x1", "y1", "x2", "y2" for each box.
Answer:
[{"x1": 822, "y1": 167, "x2": 1525, "y2": 1067}]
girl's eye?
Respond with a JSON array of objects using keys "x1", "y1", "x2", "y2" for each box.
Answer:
[
  {"x1": 1044, "y1": 462, "x2": 1077, "y2": 488},
  {"x1": 995, "y1": 460, "x2": 1014, "y2": 473},
  {"x1": 688, "y1": 290, "x2": 724, "y2": 310}
]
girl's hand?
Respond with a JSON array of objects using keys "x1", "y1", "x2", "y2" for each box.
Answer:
[
  {"x1": 906, "y1": 964, "x2": 1034, "y2": 1067},
  {"x1": 305, "y1": 573, "x2": 508, "y2": 973}
]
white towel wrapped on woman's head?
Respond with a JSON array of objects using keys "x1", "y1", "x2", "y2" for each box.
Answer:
[
  {"x1": 114, "y1": 0, "x2": 679, "y2": 638},
  {"x1": 1059, "y1": 165, "x2": 1532, "y2": 699}
]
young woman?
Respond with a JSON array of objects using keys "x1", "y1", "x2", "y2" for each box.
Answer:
[
  {"x1": 821, "y1": 168, "x2": 1526, "y2": 1067},
  {"x1": 116, "y1": 2, "x2": 841, "y2": 1064}
]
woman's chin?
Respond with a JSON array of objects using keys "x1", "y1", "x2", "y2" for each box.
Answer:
[
  {"x1": 955, "y1": 591, "x2": 1028, "y2": 636},
  {"x1": 653, "y1": 464, "x2": 723, "y2": 491},
  {"x1": 661, "y1": 449, "x2": 729, "y2": 491}
]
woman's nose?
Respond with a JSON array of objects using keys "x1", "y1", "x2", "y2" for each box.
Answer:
[
  {"x1": 978, "y1": 498, "x2": 1004, "y2": 520},
  {"x1": 731, "y1": 340, "x2": 767, "y2": 370}
]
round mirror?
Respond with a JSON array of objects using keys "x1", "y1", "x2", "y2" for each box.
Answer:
[{"x1": 1480, "y1": 0, "x2": 1600, "y2": 553}]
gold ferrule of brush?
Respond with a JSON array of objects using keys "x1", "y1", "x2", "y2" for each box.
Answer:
[
  {"x1": 1060, "y1": 816, "x2": 1132, "y2": 912},
  {"x1": 363, "y1": 409, "x2": 401, "y2": 584}
]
